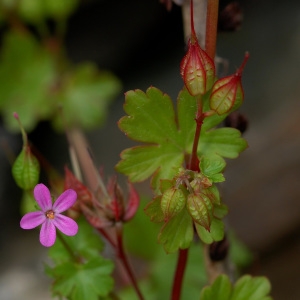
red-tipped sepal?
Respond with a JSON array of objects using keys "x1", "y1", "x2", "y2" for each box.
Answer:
[{"x1": 210, "y1": 52, "x2": 249, "y2": 115}]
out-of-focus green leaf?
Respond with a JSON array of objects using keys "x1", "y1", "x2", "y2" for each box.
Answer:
[
  {"x1": 195, "y1": 217, "x2": 225, "y2": 244},
  {"x1": 52, "y1": 63, "x2": 121, "y2": 131},
  {"x1": 44, "y1": 0, "x2": 79, "y2": 19},
  {"x1": 200, "y1": 274, "x2": 272, "y2": 300},
  {"x1": 48, "y1": 217, "x2": 104, "y2": 264},
  {"x1": 200, "y1": 274, "x2": 232, "y2": 300},
  {"x1": 46, "y1": 257, "x2": 114, "y2": 300},
  {"x1": 0, "y1": 31, "x2": 56, "y2": 132}
]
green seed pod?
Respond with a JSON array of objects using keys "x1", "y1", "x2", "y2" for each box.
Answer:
[
  {"x1": 161, "y1": 187, "x2": 186, "y2": 220},
  {"x1": 187, "y1": 193, "x2": 213, "y2": 231},
  {"x1": 12, "y1": 146, "x2": 40, "y2": 190}
]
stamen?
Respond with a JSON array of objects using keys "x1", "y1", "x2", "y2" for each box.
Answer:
[{"x1": 46, "y1": 210, "x2": 55, "y2": 219}]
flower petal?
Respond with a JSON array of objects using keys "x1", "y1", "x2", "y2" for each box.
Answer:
[
  {"x1": 53, "y1": 189, "x2": 77, "y2": 213},
  {"x1": 40, "y1": 219, "x2": 56, "y2": 247},
  {"x1": 20, "y1": 211, "x2": 45, "y2": 229},
  {"x1": 53, "y1": 214, "x2": 78, "y2": 236},
  {"x1": 34, "y1": 184, "x2": 52, "y2": 212}
]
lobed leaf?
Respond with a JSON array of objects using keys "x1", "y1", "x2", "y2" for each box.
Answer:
[
  {"x1": 195, "y1": 217, "x2": 225, "y2": 244},
  {"x1": 200, "y1": 274, "x2": 272, "y2": 300},
  {"x1": 158, "y1": 208, "x2": 193, "y2": 253}
]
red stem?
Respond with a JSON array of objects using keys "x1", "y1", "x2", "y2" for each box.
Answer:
[
  {"x1": 96, "y1": 228, "x2": 117, "y2": 249},
  {"x1": 188, "y1": 96, "x2": 204, "y2": 171},
  {"x1": 171, "y1": 249, "x2": 189, "y2": 300},
  {"x1": 205, "y1": 0, "x2": 219, "y2": 59},
  {"x1": 115, "y1": 223, "x2": 144, "y2": 300}
]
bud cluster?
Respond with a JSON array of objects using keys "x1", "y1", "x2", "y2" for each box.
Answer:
[
  {"x1": 64, "y1": 167, "x2": 140, "y2": 228},
  {"x1": 159, "y1": 168, "x2": 222, "y2": 232}
]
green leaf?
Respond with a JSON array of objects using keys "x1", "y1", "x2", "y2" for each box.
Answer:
[
  {"x1": 200, "y1": 274, "x2": 272, "y2": 300},
  {"x1": 121, "y1": 88, "x2": 179, "y2": 144},
  {"x1": 47, "y1": 257, "x2": 114, "y2": 300},
  {"x1": 200, "y1": 274, "x2": 232, "y2": 300},
  {"x1": 117, "y1": 144, "x2": 184, "y2": 183},
  {"x1": 52, "y1": 63, "x2": 121, "y2": 131},
  {"x1": 199, "y1": 127, "x2": 247, "y2": 158},
  {"x1": 144, "y1": 196, "x2": 165, "y2": 223},
  {"x1": 48, "y1": 217, "x2": 104, "y2": 264},
  {"x1": 158, "y1": 208, "x2": 193, "y2": 253},
  {"x1": 200, "y1": 154, "x2": 226, "y2": 182},
  {"x1": 0, "y1": 31, "x2": 56, "y2": 132},
  {"x1": 195, "y1": 217, "x2": 225, "y2": 244},
  {"x1": 231, "y1": 275, "x2": 272, "y2": 300},
  {"x1": 117, "y1": 87, "x2": 247, "y2": 189},
  {"x1": 44, "y1": 0, "x2": 79, "y2": 19},
  {"x1": 213, "y1": 203, "x2": 228, "y2": 219}
]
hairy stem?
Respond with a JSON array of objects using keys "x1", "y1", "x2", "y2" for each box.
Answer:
[
  {"x1": 115, "y1": 223, "x2": 144, "y2": 300},
  {"x1": 205, "y1": 0, "x2": 219, "y2": 59},
  {"x1": 171, "y1": 249, "x2": 189, "y2": 300}
]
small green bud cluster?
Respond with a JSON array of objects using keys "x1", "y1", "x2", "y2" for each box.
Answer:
[{"x1": 159, "y1": 168, "x2": 221, "y2": 232}]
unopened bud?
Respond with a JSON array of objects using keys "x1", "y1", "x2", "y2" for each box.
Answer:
[
  {"x1": 161, "y1": 187, "x2": 186, "y2": 220},
  {"x1": 210, "y1": 52, "x2": 249, "y2": 115},
  {"x1": 187, "y1": 193, "x2": 213, "y2": 231},
  {"x1": 180, "y1": 0, "x2": 215, "y2": 96}
]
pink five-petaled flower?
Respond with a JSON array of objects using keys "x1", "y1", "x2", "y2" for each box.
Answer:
[{"x1": 20, "y1": 183, "x2": 78, "y2": 247}]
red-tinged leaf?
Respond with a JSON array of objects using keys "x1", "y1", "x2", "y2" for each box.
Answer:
[
  {"x1": 123, "y1": 182, "x2": 140, "y2": 221},
  {"x1": 144, "y1": 196, "x2": 165, "y2": 223},
  {"x1": 64, "y1": 167, "x2": 92, "y2": 210}
]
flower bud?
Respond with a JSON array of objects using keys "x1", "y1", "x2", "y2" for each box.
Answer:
[
  {"x1": 180, "y1": 1, "x2": 215, "y2": 96},
  {"x1": 12, "y1": 113, "x2": 40, "y2": 190},
  {"x1": 161, "y1": 187, "x2": 186, "y2": 220},
  {"x1": 12, "y1": 146, "x2": 40, "y2": 190},
  {"x1": 210, "y1": 52, "x2": 249, "y2": 115},
  {"x1": 180, "y1": 35, "x2": 215, "y2": 96},
  {"x1": 186, "y1": 193, "x2": 213, "y2": 231}
]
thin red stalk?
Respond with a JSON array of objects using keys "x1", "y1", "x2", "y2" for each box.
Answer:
[
  {"x1": 115, "y1": 223, "x2": 144, "y2": 300},
  {"x1": 96, "y1": 228, "x2": 117, "y2": 249},
  {"x1": 205, "y1": 0, "x2": 219, "y2": 59},
  {"x1": 171, "y1": 249, "x2": 189, "y2": 300},
  {"x1": 188, "y1": 96, "x2": 204, "y2": 170}
]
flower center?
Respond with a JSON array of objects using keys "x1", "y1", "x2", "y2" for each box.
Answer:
[{"x1": 46, "y1": 210, "x2": 55, "y2": 219}]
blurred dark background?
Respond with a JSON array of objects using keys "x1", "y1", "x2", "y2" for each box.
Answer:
[{"x1": 0, "y1": 0, "x2": 300, "y2": 299}]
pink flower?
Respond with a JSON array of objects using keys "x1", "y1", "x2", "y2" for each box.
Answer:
[{"x1": 20, "y1": 183, "x2": 78, "y2": 247}]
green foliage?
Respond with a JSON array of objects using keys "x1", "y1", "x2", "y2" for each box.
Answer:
[
  {"x1": 200, "y1": 154, "x2": 226, "y2": 183},
  {"x1": 46, "y1": 218, "x2": 114, "y2": 299},
  {"x1": 17, "y1": 0, "x2": 79, "y2": 23},
  {"x1": 158, "y1": 207, "x2": 194, "y2": 253},
  {"x1": 116, "y1": 87, "x2": 247, "y2": 189},
  {"x1": 0, "y1": 31, "x2": 56, "y2": 132},
  {"x1": 200, "y1": 274, "x2": 272, "y2": 300},
  {"x1": 0, "y1": 30, "x2": 121, "y2": 132},
  {"x1": 51, "y1": 63, "x2": 121, "y2": 131},
  {"x1": 117, "y1": 86, "x2": 246, "y2": 250}
]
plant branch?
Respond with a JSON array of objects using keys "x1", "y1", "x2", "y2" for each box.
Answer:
[
  {"x1": 115, "y1": 222, "x2": 144, "y2": 300},
  {"x1": 171, "y1": 249, "x2": 189, "y2": 300},
  {"x1": 188, "y1": 95, "x2": 204, "y2": 171}
]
